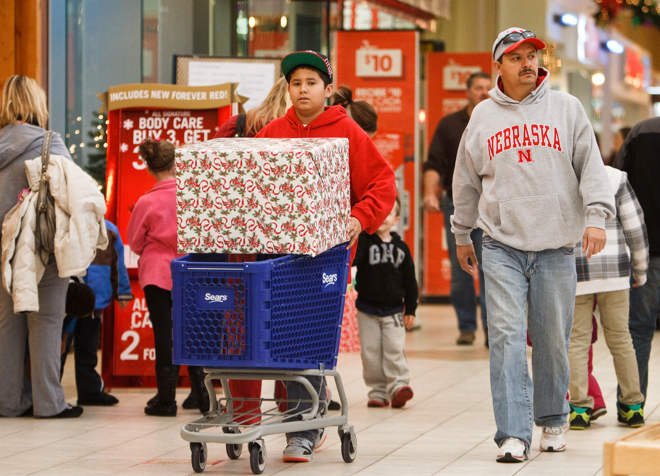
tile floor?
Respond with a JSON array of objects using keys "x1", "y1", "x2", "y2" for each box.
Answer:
[{"x1": 2, "y1": 304, "x2": 659, "y2": 475}]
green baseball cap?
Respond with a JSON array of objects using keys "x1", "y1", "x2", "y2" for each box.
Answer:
[{"x1": 281, "y1": 50, "x2": 333, "y2": 82}]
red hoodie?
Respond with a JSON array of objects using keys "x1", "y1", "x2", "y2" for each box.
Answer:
[{"x1": 257, "y1": 106, "x2": 396, "y2": 261}]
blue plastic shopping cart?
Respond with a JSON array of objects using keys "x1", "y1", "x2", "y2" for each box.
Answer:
[{"x1": 172, "y1": 243, "x2": 358, "y2": 474}]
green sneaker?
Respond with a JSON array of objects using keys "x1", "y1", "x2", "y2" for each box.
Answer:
[
  {"x1": 618, "y1": 403, "x2": 645, "y2": 428},
  {"x1": 569, "y1": 405, "x2": 590, "y2": 430}
]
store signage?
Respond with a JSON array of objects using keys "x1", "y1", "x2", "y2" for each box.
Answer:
[
  {"x1": 355, "y1": 42, "x2": 402, "y2": 77},
  {"x1": 443, "y1": 62, "x2": 482, "y2": 91},
  {"x1": 98, "y1": 83, "x2": 241, "y2": 112},
  {"x1": 423, "y1": 52, "x2": 492, "y2": 297},
  {"x1": 625, "y1": 48, "x2": 647, "y2": 90}
]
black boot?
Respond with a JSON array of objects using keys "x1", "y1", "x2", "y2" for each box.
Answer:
[
  {"x1": 181, "y1": 391, "x2": 198, "y2": 410},
  {"x1": 145, "y1": 365, "x2": 180, "y2": 416},
  {"x1": 187, "y1": 366, "x2": 210, "y2": 414}
]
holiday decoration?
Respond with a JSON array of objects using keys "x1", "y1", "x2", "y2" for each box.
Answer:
[
  {"x1": 86, "y1": 111, "x2": 108, "y2": 194},
  {"x1": 595, "y1": 0, "x2": 660, "y2": 30},
  {"x1": 176, "y1": 138, "x2": 351, "y2": 256}
]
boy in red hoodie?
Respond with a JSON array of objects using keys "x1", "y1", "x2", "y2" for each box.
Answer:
[{"x1": 257, "y1": 51, "x2": 396, "y2": 462}]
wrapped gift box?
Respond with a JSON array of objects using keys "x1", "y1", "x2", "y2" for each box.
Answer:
[{"x1": 176, "y1": 138, "x2": 351, "y2": 256}]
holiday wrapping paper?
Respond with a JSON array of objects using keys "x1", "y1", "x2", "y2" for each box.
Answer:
[{"x1": 176, "y1": 138, "x2": 351, "y2": 256}]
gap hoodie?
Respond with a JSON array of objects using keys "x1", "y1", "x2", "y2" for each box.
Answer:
[
  {"x1": 257, "y1": 106, "x2": 397, "y2": 261},
  {"x1": 451, "y1": 68, "x2": 615, "y2": 251},
  {"x1": 0, "y1": 124, "x2": 70, "y2": 242}
]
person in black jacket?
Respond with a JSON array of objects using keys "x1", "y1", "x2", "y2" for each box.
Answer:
[{"x1": 353, "y1": 197, "x2": 418, "y2": 409}]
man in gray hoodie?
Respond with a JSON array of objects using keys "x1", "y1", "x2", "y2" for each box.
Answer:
[{"x1": 451, "y1": 28, "x2": 615, "y2": 463}]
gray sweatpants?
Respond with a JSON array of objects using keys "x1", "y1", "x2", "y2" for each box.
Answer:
[
  {"x1": 0, "y1": 258, "x2": 69, "y2": 417},
  {"x1": 357, "y1": 309, "x2": 410, "y2": 401}
]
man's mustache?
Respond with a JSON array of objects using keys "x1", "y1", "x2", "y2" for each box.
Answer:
[{"x1": 520, "y1": 69, "x2": 535, "y2": 76}]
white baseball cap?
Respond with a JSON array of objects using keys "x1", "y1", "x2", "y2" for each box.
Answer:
[{"x1": 492, "y1": 28, "x2": 546, "y2": 61}]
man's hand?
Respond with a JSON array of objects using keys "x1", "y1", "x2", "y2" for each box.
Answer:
[
  {"x1": 457, "y1": 244, "x2": 478, "y2": 275},
  {"x1": 423, "y1": 193, "x2": 440, "y2": 212},
  {"x1": 347, "y1": 217, "x2": 363, "y2": 249},
  {"x1": 582, "y1": 227, "x2": 606, "y2": 259},
  {"x1": 404, "y1": 314, "x2": 415, "y2": 330}
]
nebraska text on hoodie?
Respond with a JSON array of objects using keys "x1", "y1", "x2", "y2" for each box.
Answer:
[{"x1": 451, "y1": 68, "x2": 615, "y2": 252}]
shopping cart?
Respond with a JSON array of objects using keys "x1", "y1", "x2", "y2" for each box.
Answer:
[{"x1": 171, "y1": 243, "x2": 358, "y2": 474}]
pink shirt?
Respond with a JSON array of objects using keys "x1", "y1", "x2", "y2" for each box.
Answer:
[{"x1": 127, "y1": 179, "x2": 182, "y2": 291}]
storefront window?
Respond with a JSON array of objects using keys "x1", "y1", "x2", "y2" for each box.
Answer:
[{"x1": 342, "y1": 0, "x2": 416, "y2": 30}]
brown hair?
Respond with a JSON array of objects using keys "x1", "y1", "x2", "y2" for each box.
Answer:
[
  {"x1": 0, "y1": 75, "x2": 49, "y2": 129},
  {"x1": 138, "y1": 138, "x2": 175, "y2": 172},
  {"x1": 394, "y1": 196, "x2": 401, "y2": 217},
  {"x1": 348, "y1": 101, "x2": 378, "y2": 134},
  {"x1": 246, "y1": 76, "x2": 288, "y2": 135},
  {"x1": 331, "y1": 85, "x2": 353, "y2": 108},
  {"x1": 331, "y1": 85, "x2": 378, "y2": 133}
]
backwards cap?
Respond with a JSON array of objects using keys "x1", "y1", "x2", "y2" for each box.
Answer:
[
  {"x1": 281, "y1": 50, "x2": 333, "y2": 82},
  {"x1": 492, "y1": 28, "x2": 546, "y2": 61}
]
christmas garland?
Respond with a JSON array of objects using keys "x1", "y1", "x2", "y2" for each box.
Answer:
[{"x1": 595, "y1": 0, "x2": 660, "y2": 29}]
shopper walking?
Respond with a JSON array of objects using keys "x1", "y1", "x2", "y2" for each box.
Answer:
[
  {"x1": 127, "y1": 139, "x2": 208, "y2": 416},
  {"x1": 0, "y1": 75, "x2": 107, "y2": 418},
  {"x1": 451, "y1": 29, "x2": 615, "y2": 461},
  {"x1": 568, "y1": 166, "x2": 647, "y2": 430},
  {"x1": 353, "y1": 197, "x2": 418, "y2": 408},
  {"x1": 424, "y1": 72, "x2": 491, "y2": 346}
]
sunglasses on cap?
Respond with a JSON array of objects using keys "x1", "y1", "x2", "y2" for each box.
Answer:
[{"x1": 494, "y1": 30, "x2": 537, "y2": 52}]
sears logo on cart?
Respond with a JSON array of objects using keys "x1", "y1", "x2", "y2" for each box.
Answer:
[
  {"x1": 196, "y1": 287, "x2": 235, "y2": 310},
  {"x1": 322, "y1": 268, "x2": 340, "y2": 293}
]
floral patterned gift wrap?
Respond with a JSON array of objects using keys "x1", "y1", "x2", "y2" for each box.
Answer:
[{"x1": 175, "y1": 138, "x2": 351, "y2": 256}]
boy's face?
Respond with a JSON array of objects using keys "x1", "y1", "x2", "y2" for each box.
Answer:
[
  {"x1": 288, "y1": 68, "x2": 333, "y2": 120},
  {"x1": 377, "y1": 205, "x2": 400, "y2": 234}
]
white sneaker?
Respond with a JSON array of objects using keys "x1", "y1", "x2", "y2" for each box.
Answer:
[
  {"x1": 283, "y1": 437, "x2": 314, "y2": 462},
  {"x1": 540, "y1": 426, "x2": 566, "y2": 452},
  {"x1": 497, "y1": 438, "x2": 529, "y2": 463}
]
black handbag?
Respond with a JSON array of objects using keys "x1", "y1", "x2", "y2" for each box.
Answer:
[{"x1": 34, "y1": 131, "x2": 56, "y2": 266}]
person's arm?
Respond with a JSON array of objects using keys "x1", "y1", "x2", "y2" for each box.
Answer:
[
  {"x1": 112, "y1": 227, "x2": 134, "y2": 303},
  {"x1": 617, "y1": 176, "x2": 649, "y2": 286},
  {"x1": 571, "y1": 99, "x2": 616, "y2": 231},
  {"x1": 349, "y1": 131, "x2": 397, "y2": 236},
  {"x1": 352, "y1": 233, "x2": 368, "y2": 268},
  {"x1": 423, "y1": 123, "x2": 446, "y2": 211},
  {"x1": 126, "y1": 199, "x2": 149, "y2": 257},
  {"x1": 400, "y1": 244, "x2": 418, "y2": 328},
  {"x1": 451, "y1": 129, "x2": 483, "y2": 275}
]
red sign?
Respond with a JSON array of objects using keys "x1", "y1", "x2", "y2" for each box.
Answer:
[
  {"x1": 103, "y1": 104, "x2": 232, "y2": 386},
  {"x1": 335, "y1": 31, "x2": 419, "y2": 260},
  {"x1": 371, "y1": 130, "x2": 404, "y2": 170},
  {"x1": 423, "y1": 53, "x2": 491, "y2": 297}
]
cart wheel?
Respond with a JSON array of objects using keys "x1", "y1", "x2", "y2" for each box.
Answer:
[
  {"x1": 249, "y1": 442, "x2": 266, "y2": 474},
  {"x1": 341, "y1": 432, "x2": 357, "y2": 463},
  {"x1": 191, "y1": 442, "x2": 207, "y2": 473},
  {"x1": 226, "y1": 443, "x2": 242, "y2": 459}
]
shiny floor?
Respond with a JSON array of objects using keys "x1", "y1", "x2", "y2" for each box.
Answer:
[{"x1": 2, "y1": 304, "x2": 659, "y2": 475}]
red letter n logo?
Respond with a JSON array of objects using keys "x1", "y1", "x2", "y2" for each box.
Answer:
[{"x1": 517, "y1": 149, "x2": 533, "y2": 163}]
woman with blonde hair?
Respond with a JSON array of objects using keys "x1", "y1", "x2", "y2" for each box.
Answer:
[
  {"x1": 214, "y1": 76, "x2": 289, "y2": 138},
  {"x1": 0, "y1": 75, "x2": 82, "y2": 418}
]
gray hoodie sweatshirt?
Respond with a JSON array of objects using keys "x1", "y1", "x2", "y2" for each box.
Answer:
[
  {"x1": 451, "y1": 68, "x2": 615, "y2": 252},
  {"x1": 0, "y1": 124, "x2": 71, "y2": 241}
]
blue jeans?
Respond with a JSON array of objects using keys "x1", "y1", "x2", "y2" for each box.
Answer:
[
  {"x1": 628, "y1": 256, "x2": 660, "y2": 404},
  {"x1": 443, "y1": 196, "x2": 487, "y2": 332},
  {"x1": 482, "y1": 236, "x2": 575, "y2": 448}
]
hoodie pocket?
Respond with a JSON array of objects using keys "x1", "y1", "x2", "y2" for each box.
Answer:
[{"x1": 498, "y1": 194, "x2": 570, "y2": 245}]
